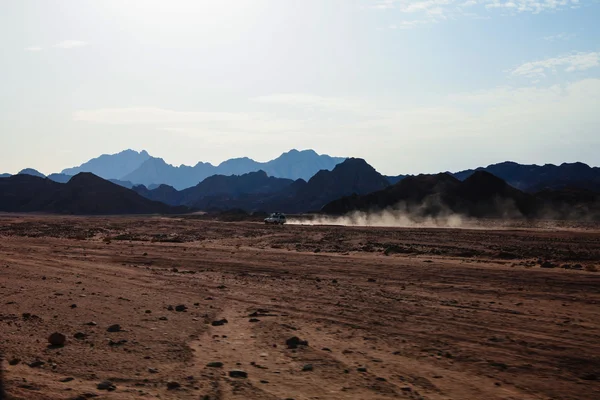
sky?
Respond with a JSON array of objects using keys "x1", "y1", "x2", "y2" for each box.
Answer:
[{"x1": 1, "y1": 0, "x2": 599, "y2": 176}]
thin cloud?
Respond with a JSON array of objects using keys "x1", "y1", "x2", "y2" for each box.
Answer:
[
  {"x1": 72, "y1": 107, "x2": 306, "y2": 134},
  {"x1": 24, "y1": 46, "x2": 43, "y2": 52},
  {"x1": 485, "y1": 0, "x2": 580, "y2": 13},
  {"x1": 252, "y1": 93, "x2": 366, "y2": 111},
  {"x1": 73, "y1": 107, "x2": 266, "y2": 124},
  {"x1": 372, "y1": 0, "x2": 583, "y2": 28},
  {"x1": 510, "y1": 52, "x2": 600, "y2": 79},
  {"x1": 54, "y1": 40, "x2": 88, "y2": 49},
  {"x1": 543, "y1": 32, "x2": 576, "y2": 41}
]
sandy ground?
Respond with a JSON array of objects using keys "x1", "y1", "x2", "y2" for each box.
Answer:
[{"x1": 1, "y1": 215, "x2": 599, "y2": 400}]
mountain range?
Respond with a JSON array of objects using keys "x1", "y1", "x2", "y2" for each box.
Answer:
[
  {"x1": 56, "y1": 149, "x2": 346, "y2": 190},
  {"x1": 452, "y1": 161, "x2": 600, "y2": 193},
  {"x1": 322, "y1": 171, "x2": 600, "y2": 220},
  {"x1": 323, "y1": 172, "x2": 535, "y2": 217},
  {"x1": 133, "y1": 158, "x2": 390, "y2": 213},
  {"x1": 1, "y1": 155, "x2": 599, "y2": 219},
  {"x1": 4, "y1": 149, "x2": 599, "y2": 195}
]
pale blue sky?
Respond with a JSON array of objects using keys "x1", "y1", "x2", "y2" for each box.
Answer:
[{"x1": 1, "y1": 0, "x2": 599, "y2": 175}]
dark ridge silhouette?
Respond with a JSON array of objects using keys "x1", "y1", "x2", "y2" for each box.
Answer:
[
  {"x1": 321, "y1": 173, "x2": 460, "y2": 215},
  {"x1": 286, "y1": 158, "x2": 391, "y2": 212},
  {"x1": 534, "y1": 187, "x2": 600, "y2": 220},
  {"x1": 453, "y1": 161, "x2": 600, "y2": 192},
  {"x1": 133, "y1": 184, "x2": 182, "y2": 206},
  {"x1": 0, "y1": 173, "x2": 11, "y2": 178},
  {"x1": 47, "y1": 173, "x2": 135, "y2": 189},
  {"x1": 321, "y1": 170, "x2": 598, "y2": 220},
  {"x1": 123, "y1": 149, "x2": 346, "y2": 189},
  {"x1": 134, "y1": 158, "x2": 390, "y2": 213},
  {"x1": 384, "y1": 175, "x2": 406, "y2": 185},
  {"x1": 134, "y1": 170, "x2": 294, "y2": 208},
  {"x1": 47, "y1": 173, "x2": 72, "y2": 183},
  {"x1": 0, "y1": 173, "x2": 187, "y2": 215}
]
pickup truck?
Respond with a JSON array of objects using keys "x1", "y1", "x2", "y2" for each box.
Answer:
[{"x1": 264, "y1": 213, "x2": 286, "y2": 225}]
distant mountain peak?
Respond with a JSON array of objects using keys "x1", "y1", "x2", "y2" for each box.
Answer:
[
  {"x1": 18, "y1": 168, "x2": 46, "y2": 178},
  {"x1": 67, "y1": 172, "x2": 110, "y2": 186},
  {"x1": 62, "y1": 149, "x2": 152, "y2": 180},
  {"x1": 123, "y1": 149, "x2": 346, "y2": 189}
]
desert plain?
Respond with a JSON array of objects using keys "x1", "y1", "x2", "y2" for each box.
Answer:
[{"x1": 0, "y1": 215, "x2": 599, "y2": 400}]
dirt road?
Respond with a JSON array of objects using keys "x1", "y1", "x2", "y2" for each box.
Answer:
[{"x1": 1, "y1": 216, "x2": 599, "y2": 399}]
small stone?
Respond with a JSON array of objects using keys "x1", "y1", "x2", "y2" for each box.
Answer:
[
  {"x1": 175, "y1": 304, "x2": 187, "y2": 312},
  {"x1": 286, "y1": 336, "x2": 308, "y2": 349},
  {"x1": 48, "y1": 332, "x2": 66, "y2": 346},
  {"x1": 28, "y1": 360, "x2": 45, "y2": 368},
  {"x1": 74, "y1": 332, "x2": 87, "y2": 340},
  {"x1": 70, "y1": 304, "x2": 77, "y2": 308},
  {"x1": 207, "y1": 362, "x2": 224, "y2": 368},
  {"x1": 376, "y1": 377, "x2": 387, "y2": 381},
  {"x1": 9, "y1": 358, "x2": 21, "y2": 366},
  {"x1": 166, "y1": 381, "x2": 181, "y2": 390},
  {"x1": 60, "y1": 377, "x2": 74, "y2": 383},
  {"x1": 211, "y1": 319, "x2": 228, "y2": 326},
  {"x1": 302, "y1": 364, "x2": 313, "y2": 372},
  {"x1": 106, "y1": 324, "x2": 121, "y2": 332},
  {"x1": 145, "y1": 310, "x2": 152, "y2": 314},
  {"x1": 85, "y1": 321, "x2": 97, "y2": 326},
  {"x1": 228, "y1": 370, "x2": 248, "y2": 378},
  {"x1": 148, "y1": 368, "x2": 159, "y2": 374},
  {"x1": 540, "y1": 261, "x2": 556, "y2": 268},
  {"x1": 401, "y1": 386, "x2": 412, "y2": 392},
  {"x1": 357, "y1": 367, "x2": 367, "y2": 372},
  {"x1": 97, "y1": 380, "x2": 116, "y2": 391},
  {"x1": 249, "y1": 318, "x2": 260, "y2": 323},
  {"x1": 159, "y1": 316, "x2": 168, "y2": 321}
]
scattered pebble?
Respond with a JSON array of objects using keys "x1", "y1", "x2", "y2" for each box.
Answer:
[
  {"x1": 211, "y1": 318, "x2": 228, "y2": 326},
  {"x1": 106, "y1": 324, "x2": 122, "y2": 332},
  {"x1": 286, "y1": 336, "x2": 308, "y2": 349},
  {"x1": 207, "y1": 362, "x2": 224, "y2": 368},
  {"x1": 228, "y1": 370, "x2": 248, "y2": 378},
  {"x1": 97, "y1": 381, "x2": 116, "y2": 391},
  {"x1": 48, "y1": 332, "x2": 66, "y2": 346}
]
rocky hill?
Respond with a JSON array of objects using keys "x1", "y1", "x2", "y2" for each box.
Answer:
[
  {"x1": 0, "y1": 173, "x2": 186, "y2": 214},
  {"x1": 321, "y1": 171, "x2": 596, "y2": 219},
  {"x1": 453, "y1": 161, "x2": 600, "y2": 193}
]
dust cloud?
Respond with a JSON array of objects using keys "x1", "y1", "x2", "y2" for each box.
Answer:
[{"x1": 287, "y1": 209, "x2": 472, "y2": 228}]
